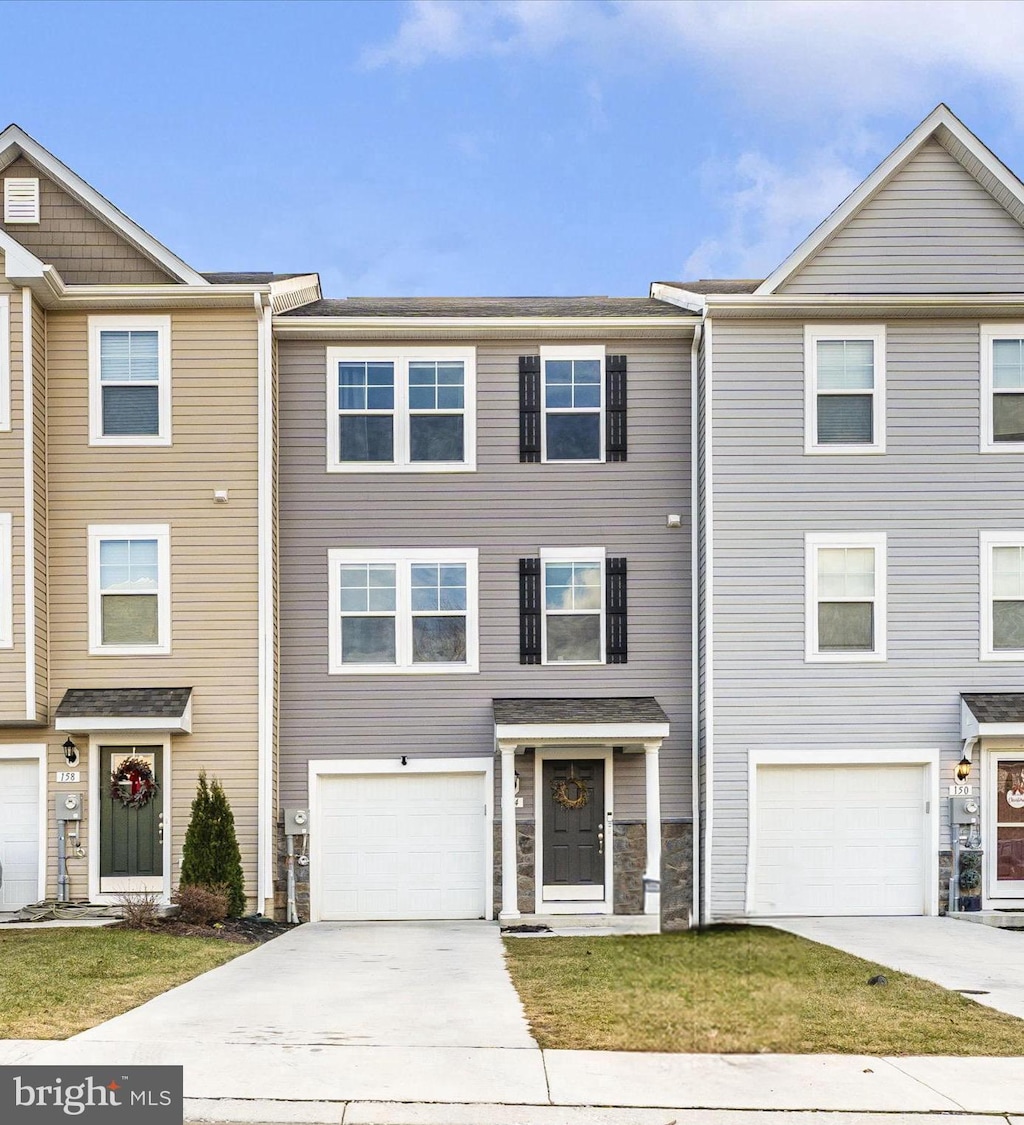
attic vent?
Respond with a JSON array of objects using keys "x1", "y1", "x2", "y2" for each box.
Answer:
[{"x1": 4, "y1": 178, "x2": 40, "y2": 224}]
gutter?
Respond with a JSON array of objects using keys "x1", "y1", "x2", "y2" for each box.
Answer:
[{"x1": 272, "y1": 315, "x2": 699, "y2": 340}]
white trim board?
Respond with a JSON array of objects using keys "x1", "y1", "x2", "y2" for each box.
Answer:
[
  {"x1": 22, "y1": 289, "x2": 35, "y2": 718},
  {"x1": 0, "y1": 744, "x2": 47, "y2": 904}
]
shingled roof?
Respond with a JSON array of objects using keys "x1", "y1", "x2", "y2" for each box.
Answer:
[
  {"x1": 493, "y1": 697, "x2": 668, "y2": 725},
  {"x1": 200, "y1": 272, "x2": 311, "y2": 284},
  {"x1": 962, "y1": 693, "x2": 1024, "y2": 723},
  {"x1": 280, "y1": 297, "x2": 689, "y2": 318},
  {"x1": 56, "y1": 687, "x2": 193, "y2": 719},
  {"x1": 655, "y1": 279, "x2": 763, "y2": 294}
]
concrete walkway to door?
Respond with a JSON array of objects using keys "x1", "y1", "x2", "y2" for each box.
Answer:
[{"x1": 768, "y1": 915, "x2": 1024, "y2": 1019}]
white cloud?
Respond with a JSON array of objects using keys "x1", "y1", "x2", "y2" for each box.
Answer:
[{"x1": 680, "y1": 149, "x2": 861, "y2": 279}]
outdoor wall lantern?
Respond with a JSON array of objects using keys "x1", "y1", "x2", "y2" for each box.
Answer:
[
  {"x1": 62, "y1": 737, "x2": 79, "y2": 767},
  {"x1": 955, "y1": 755, "x2": 972, "y2": 782}
]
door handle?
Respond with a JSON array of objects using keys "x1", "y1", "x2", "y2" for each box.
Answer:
[
  {"x1": 158, "y1": 812, "x2": 164, "y2": 846},
  {"x1": 597, "y1": 828, "x2": 604, "y2": 856}
]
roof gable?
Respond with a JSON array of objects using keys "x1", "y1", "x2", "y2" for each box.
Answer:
[
  {"x1": 0, "y1": 125, "x2": 207, "y2": 286},
  {"x1": 760, "y1": 105, "x2": 1024, "y2": 296}
]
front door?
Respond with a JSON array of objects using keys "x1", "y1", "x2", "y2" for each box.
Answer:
[
  {"x1": 542, "y1": 759, "x2": 605, "y2": 903},
  {"x1": 989, "y1": 754, "x2": 1024, "y2": 900},
  {"x1": 100, "y1": 746, "x2": 163, "y2": 894}
]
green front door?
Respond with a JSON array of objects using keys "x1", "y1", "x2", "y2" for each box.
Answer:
[{"x1": 100, "y1": 746, "x2": 163, "y2": 892}]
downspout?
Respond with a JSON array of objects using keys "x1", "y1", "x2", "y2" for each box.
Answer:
[
  {"x1": 701, "y1": 316, "x2": 714, "y2": 926},
  {"x1": 256, "y1": 293, "x2": 274, "y2": 915},
  {"x1": 689, "y1": 320, "x2": 702, "y2": 929}
]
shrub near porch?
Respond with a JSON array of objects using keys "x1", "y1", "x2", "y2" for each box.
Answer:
[{"x1": 503, "y1": 926, "x2": 1024, "y2": 1055}]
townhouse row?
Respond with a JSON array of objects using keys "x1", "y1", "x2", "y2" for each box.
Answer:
[{"x1": 1, "y1": 104, "x2": 1022, "y2": 926}]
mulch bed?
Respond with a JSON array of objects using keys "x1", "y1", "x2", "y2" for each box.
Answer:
[{"x1": 112, "y1": 917, "x2": 298, "y2": 945}]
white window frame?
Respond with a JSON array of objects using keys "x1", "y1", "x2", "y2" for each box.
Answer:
[
  {"x1": 326, "y1": 346, "x2": 476, "y2": 473},
  {"x1": 805, "y1": 533, "x2": 887, "y2": 662},
  {"x1": 804, "y1": 325, "x2": 886, "y2": 455},
  {"x1": 0, "y1": 294, "x2": 9, "y2": 432},
  {"x1": 328, "y1": 547, "x2": 479, "y2": 674},
  {"x1": 4, "y1": 178, "x2": 39, "y2": 224},
  {"x1": 980, "y1": 325, "x2": 1024, "y2": 454},
  {"x1": 540, "y1": 345, "x2": 606, "y2": 464},
  {"x1": 0, "y1": 513, "x2": 12, "y2": 648},
  {"x1": 540, "y1": 546, "x2": 606, "y2": 665},
  {"x1": 88, "y1": 523, "x2": 171, "y2": 656},
  {"x1": 88, "y1": 315, "x2": 172, "y2": 447},
  {"x1": 980, "y1": 531, "x2": 1024, "y2": 661}
]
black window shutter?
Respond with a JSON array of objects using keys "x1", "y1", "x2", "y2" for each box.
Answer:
[
  {"x1": 519, "y1": 557, "x2": 542, "y2": 664},
  {"x1": 519, "y1": 355, "x2": 541, "y2": 463},
  {"x1": 606, "y1": 557, "x2": 627, "y2": 663},
  {"x1": 606, "y1": 354, "x2": 627, "y2": 462}
]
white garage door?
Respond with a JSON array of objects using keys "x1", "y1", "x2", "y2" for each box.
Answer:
[
  {"x1": 753, "y1": 764, "x2": 927, "y2": 916},
  {"x1": 317, "y1": 770, "x2": 488, "y2": 921},
  {"x1": 0, "y1": 759, "x2": 40, "y2": 910}
]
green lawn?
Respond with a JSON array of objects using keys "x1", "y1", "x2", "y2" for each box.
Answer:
[
  {"x1": 503, "y1": 925, "x2": 1024, "y2": 1055},
  {"x1": 0, "y1": 928, "x2": 246, "y2": 1039}
]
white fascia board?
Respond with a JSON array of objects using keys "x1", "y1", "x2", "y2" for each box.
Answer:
[
  {"x1": 649, "y1": 283, "x2": 707, "y2": 314},
  {"x1": 975, "y1": 721, "x2": 1024, "y2": 738},
  {"x1": 0, "y1": 126, "x2": 208, "y2": 286},
  {"x1": 274, "y1": 316, "x2": 698, "y2": 339},
  {"x1": 493, "y1": 721, "x2": 670, "y2": 744},
  {"x1": 756, "y1": 104, "x2": 1022, "y2": 295},
  {"x1": 55, "y1": 713, "x2": 191, "y2": 734}
]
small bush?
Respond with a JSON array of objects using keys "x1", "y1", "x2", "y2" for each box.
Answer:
[
  {"x1": 180, "y1": 770, "x2": 246, "y2": 917},
  {"x1": 172, "y1": 884, "x2": 229, "y2": 926},
  {"x1": 117, "y1": 890, "x2": 160, "y2": 929}
]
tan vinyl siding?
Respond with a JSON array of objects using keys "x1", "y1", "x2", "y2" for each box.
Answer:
[
  {"x1": 0, "y1": 282, "x2": 26, "y2": 717},
  {"x1": 708, "y1": 317, "x2": 1024, "y2": 917},
  {"x1": 278, "y1": 338, "x2": 692, "y2": 823},
  {"x1": 31, "y1": 297, "x2": 46, "y2": 722},
  {"x1": 782, "y1": 139, "x2": 1024, "y2": 294},
  {"x1": 37, "y1": 307, "x2": 261, "y2": 903},
  {"x1": 0, "y1": 157, "x2": 176, "y2": 285}
]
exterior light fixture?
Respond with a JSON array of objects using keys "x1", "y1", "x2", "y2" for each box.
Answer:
[
  {"x1": 955, "y1": 756, "x2": 972, "y2": 782},
  {"x1": 62, "y1": 737, "x2": 79, "y2": 767}
]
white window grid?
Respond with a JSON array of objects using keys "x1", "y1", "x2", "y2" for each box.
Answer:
[
  {"x1": 88, "y1": 524, "x2": 171, "y2": 655},
  {"x1": 539, "y1": 344, "x2": 606, "y2": 463},
  {"x1": 326, "y1": 347, "x2": 476, "y2": 473},
  {"x1": 804, "y1": 325, "x2": 886, "y2": 455},
  {"x1": 805, "y1": 532, "x2": 887, "y2": 662},
  {"x1": 540, "y1": 546, "x2": 606, "y2": 665},
  {"x1": 328, "y1": 548, "x2": 479, "y2": 674},
  {"x1": 980, "y1": 532, "x2": 1024, "y2": 660},
  {"x1": 88, "y1": 315, "x2": 172, "y2": 447},
  {"x1": 980, "y1": 325, "x2": 1024, "y2": 453}
]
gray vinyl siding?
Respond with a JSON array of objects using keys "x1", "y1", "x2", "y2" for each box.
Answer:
[
  {"x1": 278, "y1": 338, "x2": 691, "y2": 822},
  {"x1": 782, "y1": 139, "x2": 1024, "y2": 294},
  {"x1": 708, "y1": 316, "x2": 1024, "y2": 917}
]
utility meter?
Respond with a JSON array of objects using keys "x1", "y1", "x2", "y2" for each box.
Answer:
[
  {"x1": 951, "y1": 796, "x2": 980, "y2": 824},
  {"x1": 284, "y1": 808, "x2": 309, "y2": 835},
  {"x1": 55, "y1": 792, "x2": 83, "y2": 821}
]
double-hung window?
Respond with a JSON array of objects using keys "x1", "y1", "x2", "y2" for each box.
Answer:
[
  {"x1": 981, "y1": 326, "x2": 1024, "y2": 451},
  {"x1": 541, "y1": 346, "x2": 604, "y2": 462},
  {"x1": 806, "y1": 533, "x2": 886, "y2": 661},
  {"x1": 329, "y1": 548, "x2": 479, "y2": 673},
  {"x1": 327, "y1": 347, "x2": 476, "y2": 471},
  {"x1": 805, "y1": 326, "x2": 885, "y2": 453},
  {"x1": 89, "y1": 316, "x2": 171, "y2": 446},
  {"x1": 541, "y1": 548, "x2": 605, "y2": 663},
  {"x1": 981, "y1": 533, "x2": 1024, "y2": 659},
  {"x1": 88, "y1": 524, "x2": 171, "y2": 655}
]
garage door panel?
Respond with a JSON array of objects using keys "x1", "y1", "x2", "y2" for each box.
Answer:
[
  {"x1": 317, "y1": 771, "x2": 487, "y2": 921},
  {"x1": 0, "y1": 760, "x2": 40, "y2": 910},
  {"x1": 754, "y1": 764, "x2": 927, "y2": 916}
]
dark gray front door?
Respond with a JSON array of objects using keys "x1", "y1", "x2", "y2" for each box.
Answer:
[
  {"x1": 542, "y1": 759, "x2": 605, "y2": 898},
  {"x1": 100, "y1": 746, "x2": 163, "y2": 890}
]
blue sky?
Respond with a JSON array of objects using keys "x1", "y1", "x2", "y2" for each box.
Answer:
[{"x1": 3, "y1": 0, "x2": 1023, "y2": 297}]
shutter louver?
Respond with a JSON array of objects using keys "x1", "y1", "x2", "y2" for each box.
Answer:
[
  {"x1": 606, "y1": 557, "x2": 628, "y2": 663},
  {"x1": 519, "y1": 355, "x2": 541, "y2": 463},
  {"x1": 606, "y1": 354, "x2": 627, "y2": 461},
  {"x1": 519, "y1": 557, "x2": 542, "y2": 664},
  {"x1": 4, "y1": 178, "x2": 39, "y2": 224}
]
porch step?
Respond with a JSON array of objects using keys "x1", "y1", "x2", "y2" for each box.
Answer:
[
  {"x1": 947, "y1": 909, "x2": 1024, "y2": 930},
  {"x1": 501, "y1": 913, "x2": 660, "y2": 937}
]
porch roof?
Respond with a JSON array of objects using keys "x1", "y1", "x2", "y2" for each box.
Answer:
[
  {"x1": 55, "y1": 687, "x2": 193, "y2": 733},
  {"x1": 493, "y1": 696, "x2": 669, "y2": 748},
  {"x1": 961, "y1": 693, "x2": 1024, "y2": 740}
]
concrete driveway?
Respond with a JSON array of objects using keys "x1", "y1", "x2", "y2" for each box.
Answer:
[{"x1": 769, "y1": 916, "x2": 1024, "y2": 1020}]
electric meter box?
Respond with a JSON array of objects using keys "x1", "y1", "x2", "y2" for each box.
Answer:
[
  {"x1": 55, "y1": 792, "x2": 83, "y2": 821},
  {"x1": 950, "y1": 796, "x2": 981, "y2": 824},
  {"x1": 283, "y1": 808, "x2": 309, "y2": 836}
]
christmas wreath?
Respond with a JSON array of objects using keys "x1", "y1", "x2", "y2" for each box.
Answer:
[
  {"x1": 110, "y1": 756, "x2": 159, "y2": 810},
  {"x1": 552, "y1": 776, "x2": 589, "y2": 810}
]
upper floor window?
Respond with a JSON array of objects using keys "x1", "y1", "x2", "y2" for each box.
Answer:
[
  {"x1": 981, "y1": 326, "x2": 1024, "y2": 452},
  {"x1": 88, "y1": 524, "x2": 171, "y2": 655},
  {"x1": 805, "y1": 326, "x2": 885, "y2": 454},
  {"x1": 4, "y1": 178, "x2": 39, "y2": 224},
  {"x1": 326, "y1": 347, "x2": 476, "y2": 472},
  {"x1": 542, "y1": 549, "x2": 605, "y2": 662},
  {"x1": 981, "y1": 532, "x2": 1024, "y2": 660},
  {"x1": 88, "y1": 316, "x2": 171, "y2": 447},
  {"x1": 805, "y1": 533, "x2": 886, "y2": 662},
  {"x1": 541, "y1": 346, "x2": 604, "y2": 462},
  {"x1": 328, "y1": 548, "x2": 479, "y2": 673}
]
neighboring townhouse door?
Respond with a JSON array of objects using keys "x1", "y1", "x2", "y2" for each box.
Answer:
[
  {"x1": 99, "y1": 746, "x2": 163, "y2": 894},
  {"x1": 989, "y1": 753, "x2": 1024, "y2": 901},
  {"x1": 542, "y1": 759, "x2": 605, "y2": 902}
]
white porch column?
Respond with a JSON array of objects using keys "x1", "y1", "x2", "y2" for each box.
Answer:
[
  {"x1": 499, "y1": 741, "x2": 520, "y2": 920},
  {"x1": 643, "y1": 740, "x2": 663, "y2": 916}
]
